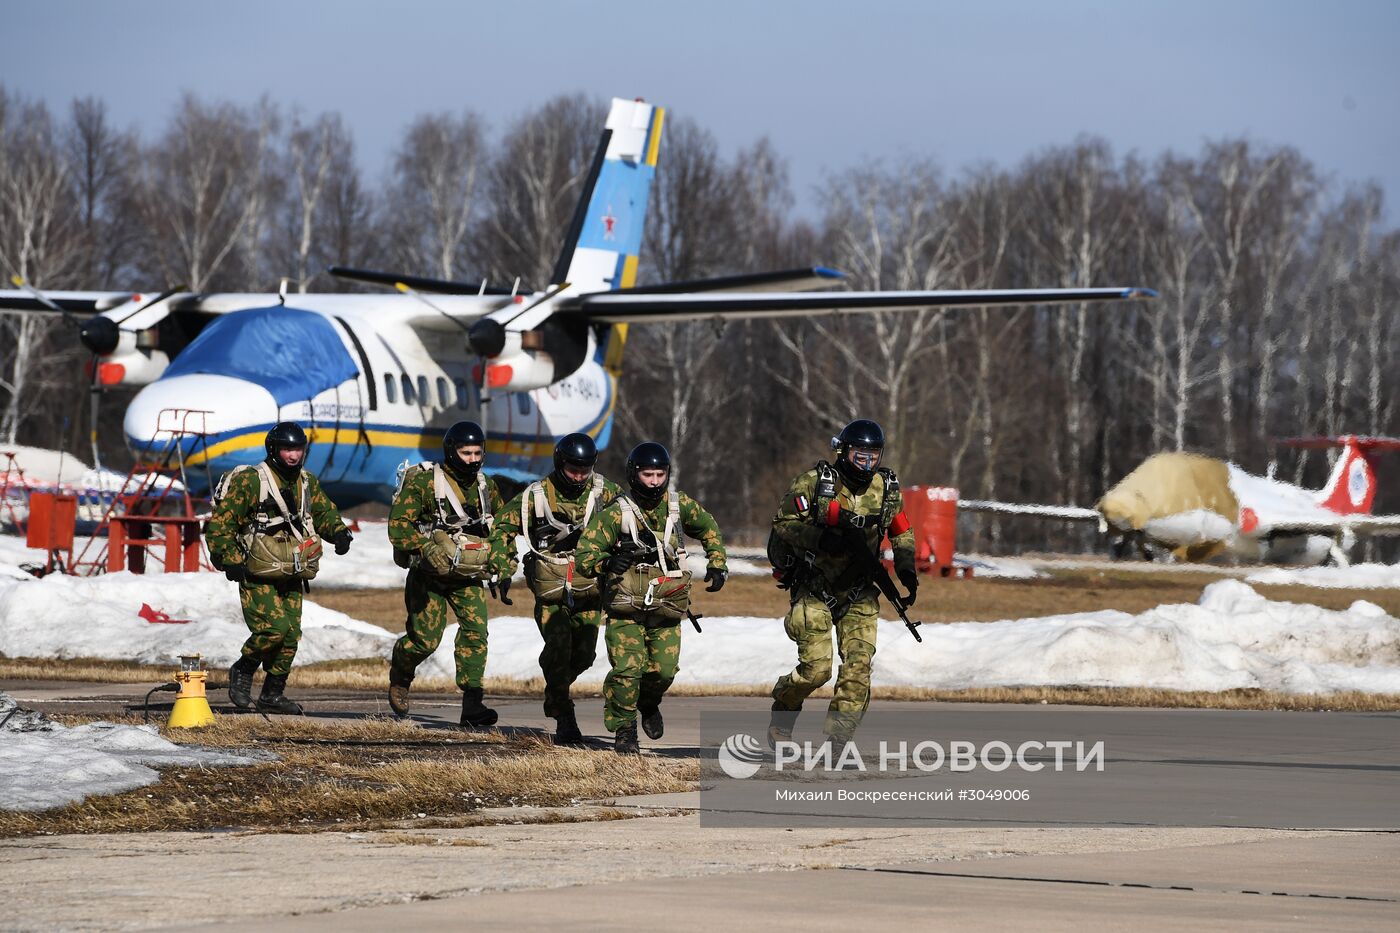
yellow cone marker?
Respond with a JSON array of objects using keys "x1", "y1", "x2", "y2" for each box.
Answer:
[{"x1": 168, "y1": 654, "x2": 216, "y2": 729}]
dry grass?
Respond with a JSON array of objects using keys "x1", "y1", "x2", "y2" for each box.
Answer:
[{"x1": 0, "y1": 714, "x2": 697, "y2": 838}]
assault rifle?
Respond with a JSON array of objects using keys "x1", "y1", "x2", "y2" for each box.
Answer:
[{"x1": 840, "y1": 527, "x2": 923, "y2": 643}]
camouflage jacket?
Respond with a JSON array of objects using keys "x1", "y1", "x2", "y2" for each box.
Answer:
[
  {"x1": 388, "y1": 463, "x2": 506, "y2": 554},
  {"x1": 491, "y1": 472, "x2": 623, "y2": 575},
  {"x1": 206, "y1": 464, "x2": 345, "y2": 568},
  {"x1": 575, "y1": 490, "x2": 727, "y2": 578},
  {"x1": 772, "y1": 464, "x2": 916, "y2": 589}
]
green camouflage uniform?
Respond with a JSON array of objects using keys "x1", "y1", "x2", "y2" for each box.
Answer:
[
  {"x1": 575, "y1": 490, "x2": 726, "y2": 732},
  {"x1": 770, "y1": 465, "x2": 916, "y2": 738},
  {"x1": 205, "y1": 466, "x2": 346, "y2": 677},
  {"x1": 388, "y1": 463, "x2": 505, "y2": 690},
  {"x1": 492, "y1": 473, "x2": 623, "y2": 718}
]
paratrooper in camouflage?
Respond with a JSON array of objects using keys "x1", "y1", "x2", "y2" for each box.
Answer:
[
  {"x1": 207, "y1": 422, "x2": 351, "y2": 714},
  {"x1": 388, "y1": 465, "x2": 505, "y2": 688},
  {"x1": 769, "y1": 420, "x2": 918, "y2": 741},
  {"x1": 492, "y1": 468, "x2": 622, "y2": 730},
  {"x1": 574, "y1": 442, "x2": 726, "y2": 751}
]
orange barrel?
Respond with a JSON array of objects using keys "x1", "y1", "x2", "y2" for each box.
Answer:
[{"x1": 905, "y1": 485, "x2": 958, "y2": 572}]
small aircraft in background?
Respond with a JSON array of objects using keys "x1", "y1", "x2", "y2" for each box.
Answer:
[
  {"x1": 1, "y1": 97, "x2": 1156, "y2": 505},
  {"x1": 963, "y1": 435, "x2": 1400, "y2": 566}
]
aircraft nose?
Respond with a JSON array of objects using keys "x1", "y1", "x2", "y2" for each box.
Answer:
[{"x1": 124, "y1": 374, "x2": 279, "y2": 453}]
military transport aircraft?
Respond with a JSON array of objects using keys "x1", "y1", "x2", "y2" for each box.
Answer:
[
  {"x1": 0, "y1": 97, "x2": 1156, "y2": 505},
  {"x1": 962, "y1": 435, "x2": 1400, "y2": 566}
]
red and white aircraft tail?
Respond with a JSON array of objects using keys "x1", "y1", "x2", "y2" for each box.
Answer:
[{"x1": 1279, "y1": 435, "x2": 1400, "y2": 516}]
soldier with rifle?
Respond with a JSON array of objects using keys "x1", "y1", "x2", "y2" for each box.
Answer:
[
  {"x1": 490, "y1": 433, "x2": 623, "y2": 745},
  {"x1": 767, "y1": 419, "x2": 920, "y2": 746}
]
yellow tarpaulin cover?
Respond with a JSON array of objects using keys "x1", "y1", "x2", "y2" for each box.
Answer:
[{"x1": 1097, "y1": 452, "x2": 1237, "y2": 560}]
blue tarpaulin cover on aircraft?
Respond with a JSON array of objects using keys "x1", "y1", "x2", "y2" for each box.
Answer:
[{"x1": 161, "y1": 306, "x2": 359, "y2": 406}]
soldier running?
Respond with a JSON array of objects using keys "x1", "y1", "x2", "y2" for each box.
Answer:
[
  {"x1": 574, "y1": 442, "x2": 727, "y2": 755},
  {"x1": 490, "y1": 433, "x2": 622, "y2": 745},
  {"x1": 207, "y1": 422, "x2": 353, "y2": 714},
  {"x1": 767, "y1": 419, "x2": 918, "y2": 744},
  {"x1": 386, "y1": 421, "x2": 507, "y2": 727}
]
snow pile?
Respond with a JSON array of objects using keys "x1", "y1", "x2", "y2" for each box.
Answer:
[
  {"x1": 414, "y1": 579, "x2": 1400, "y2": 696},
  {"x1": 1246, "y1": 563, "x2": 1400, "y2": 589},
  {"x1": 954, "y1": 555, "x2": 1044, "y2": 579},
  {"x1": 0, "y1": 571, "x2": 394, "y2": 668},
  {"x1": 314, "y1": 521, "x2": 408, "y2": 590},
  {"x1": 0, "y1": 692, "x2": 256, "y2": 812}
]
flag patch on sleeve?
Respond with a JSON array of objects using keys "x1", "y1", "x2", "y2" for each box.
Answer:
[{"x1": 794, "y1": 494, "x2": 810, "y2": 513}]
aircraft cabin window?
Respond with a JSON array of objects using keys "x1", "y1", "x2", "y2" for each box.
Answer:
[
  {"x1": 417, "y1": 376, "x2": 429, "y2": 407},
  {"x1": 383, "y1": 374, "x2": 397, "y2": 404},
  {"x1": 517, "y1": 393, "x2": 532, "y2": 416},
  {"x1": 454, "y1": 378, "x2": 468, "y2": 409},
  {"x1": 401, "y1": 374, "x2": 414, "y2": 404},
  {"x1": 437, "y1": 377, "x2": 449, "y2": 408}
]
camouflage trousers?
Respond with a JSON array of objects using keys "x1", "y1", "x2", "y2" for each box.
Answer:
[
  {"x1": 536, "y1": 602, "x2": 602, "y2": 718},
  {"x1": 602, "y1": 617, "x2": 681, "y2": 732},
  {"x1": 771, "y1": 591, "x2": 879, "y2": 738},
  {"x1": 390, "y1": 569, "x2": 489, "y2": 690},
  {"x1": 238, "y1": 579, "x2": 304, "y2": 677}
]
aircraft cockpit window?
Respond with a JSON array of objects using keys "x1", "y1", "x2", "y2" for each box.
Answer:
[
  {"x1": 436, "y1": 377, "x2": 449, "y2": 408},
  {"x1": 454, "y1": 379, "x2": 468, "y2": 409},
  {"x1": 417, "y1": 376, "x2": 429, "y2": 407},
  {"x1": 401, "y1": 374, "x2": 414, "y2": 404},
  {"x1": 383, "y1": 374, "x2": 397, "y2": 404}
]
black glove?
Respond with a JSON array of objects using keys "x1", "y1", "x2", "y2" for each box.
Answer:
[
  {"x1": 704, "y1": 567, "x2": 727, "y2": 592},
  {"x1": 224, "y1": 564, "x2": 247, "y2": 583},
  {"x1": 331, "y1": 530, "x2": 353, "y2": 556},
  {"x1": 498, "y1": 574, "x2": 512, "y2": 600},
  {"x1": 817, "y1": 529, "x2": 845, "y2": 554},
  {"x1": 605, "y1": 551, "x2": 640, "y2": 576},
  {"x1": 898, "y1": 568, "x2": 919, "y2": 605}
]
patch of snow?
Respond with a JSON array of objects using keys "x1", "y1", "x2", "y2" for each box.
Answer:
[
  {"x1": 0, "y1": 571, "x2": 394, "y2": 668},
  {"x1": 1245, "y1": 563, "x2": 1400, "y2": 589},
  {"x1": 0, "y1": 692, "x2": 256, "y2": 812}
]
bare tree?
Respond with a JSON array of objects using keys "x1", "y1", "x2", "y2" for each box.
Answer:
[{"x1": 384, "y1": 110, "x2": 487, "y2": 281}]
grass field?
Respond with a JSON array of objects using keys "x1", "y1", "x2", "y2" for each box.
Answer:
[{"x1": 0, "y1": 715, "x2": 693, "y2": 837}]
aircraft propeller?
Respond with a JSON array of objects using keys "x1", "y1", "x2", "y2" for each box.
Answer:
[{"x1": 9, "y1": 278, "x2": 183, "y2": 470}]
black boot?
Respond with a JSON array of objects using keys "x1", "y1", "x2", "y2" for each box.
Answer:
[
  {"x1": 460, "y1": 687, "x2": 499, "y2": 728},
  {"x1": 256, "y1": 673, "x2": 304, "y2": 715},
  {"x1": 553, "y1": 708, "x2": 585, "y2": 746},
  {"x1": 614, "y1": 721, "x2": 640, "y2": 755},
  {"x1": 227, "y1": 655, "x2": 258, "y2": 710},
  {"x1": 639, "y1": 705, "x2": 664, "y2": 740}
]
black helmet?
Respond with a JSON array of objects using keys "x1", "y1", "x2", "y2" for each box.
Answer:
[
  {"x1": 265, "y1": 421, "x2": 309, "y2": 479},
  {"x1": 442, "y1": 420, "x2": 486, "y2": 480},
  {"x1": 831, "y1": 418, "x2": 885, "y2": 486},
  {"x1": 552, "y1": 432, "x2": 598, "y2": 498},
  {"x1": 625, "y1": 441, "x2": 671, "y2": 509}
]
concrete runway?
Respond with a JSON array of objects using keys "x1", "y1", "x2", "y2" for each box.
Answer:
[{"x1": 4, "y1": 680, "x2": 1398, "y2": 930}]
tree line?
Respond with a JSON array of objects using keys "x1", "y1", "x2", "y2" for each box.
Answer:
[{"x1": 1, "y1": 87, "x2": 1396, "y2": 552}]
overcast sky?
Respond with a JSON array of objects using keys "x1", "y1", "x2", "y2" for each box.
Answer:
[{"x1": 10, "y1": 0, "x2": 1399, "y2": 220}]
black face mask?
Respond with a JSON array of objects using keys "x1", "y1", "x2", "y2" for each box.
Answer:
[
  {"x1": 628, "y1": 474, "x2": 667, "y2": 509},
  {"x1": 266, "y1": 449, "x2": 305, "y2": 481},
  {"x1": 552, "y1": 465, "x2": 590, "y2": 499},
  {"x1": 445, "y1": 450, "x2": 481, "y2": 482}
]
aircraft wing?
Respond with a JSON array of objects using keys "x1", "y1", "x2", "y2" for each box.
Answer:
[
  {"x1": 567, "y1": 286, "x2": 1157, "y2": 323},
  {"x1": 1262, "y1": 515, "x2": 1400, "y2": 538},
  {"x1": 0, "y1": 290, "x2": 139, "y2": 315},
  {"x1": 960, "y1": 500, "x2": 1106, "y2": 524}
]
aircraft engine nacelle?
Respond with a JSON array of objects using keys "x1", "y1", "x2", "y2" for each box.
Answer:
[
  {"x1": 85, "y1": 348, "x2": 170, "y2": 387},
  {"x1": 471, "y1": 319, "x2": 589, "y2": 394}
]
